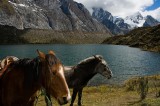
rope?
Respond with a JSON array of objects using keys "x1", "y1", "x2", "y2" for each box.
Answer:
[
  {"x1": 34, "y1": 91, "x2": 42, "y2": 106},
  {"x1": 34, "y1": 88, "x2": 52, "y2": 106}
]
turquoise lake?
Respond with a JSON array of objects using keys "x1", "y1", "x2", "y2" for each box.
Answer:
[{"x1": 0, "y1": 44, "x2": 160, "y2": 85}]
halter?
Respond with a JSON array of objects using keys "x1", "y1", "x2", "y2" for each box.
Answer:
[{"x1": 34, "y1": 88, "x2": 52, "y2": 106}]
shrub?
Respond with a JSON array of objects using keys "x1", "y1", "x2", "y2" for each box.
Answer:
[
  {"x1": 153, "y1": 75, "x2": 160, "y2": 97},
  {"x1": 125, "y1": 77, "x2": 139, "y2": 91},
  {"x1": 136, "y1": 77, "x2": 148, "y2": 100},
  {"x1": 125, "y1": 77, "x2": 149, "y2": 100}
]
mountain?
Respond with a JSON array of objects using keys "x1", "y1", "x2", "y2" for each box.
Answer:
[
  {"x1": 143, "y1": 15, "x2": 160, "y2": 27},
  {"x1": 103, "y1": 25, "x2": 160, "y2": 52},
  {"x1": 124, "y1": 12, "x2": 145, "y2": 28},
  {"x1": 92, "y1": 8, "x2": 160, "y2": 35},
  {"x1": 124, "y1": 12, "x2": 160, "y2": 29},
  {"x1": 0, "y1": 0, "x2": 112, "y2": 44},
  {"x1": 113, "y1": 17, "x2": 131, "y2": 33},
  {"x1": 92, "y1": 7, "x2": 127, "y2": 35}
]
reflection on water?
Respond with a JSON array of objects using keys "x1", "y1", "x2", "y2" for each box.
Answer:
[{"x1": 0, "y1": 44, "x2": 160, "y2": 85}]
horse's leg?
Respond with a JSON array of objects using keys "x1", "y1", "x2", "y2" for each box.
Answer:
[
  {"x1": 28, "y1": 97, "x2": 36, "y2": 106},
  {"x1": 70, "y1": 88, "x2": 78, "y2": 106},
  {"x1": 78, "y1": 88, "x2": 83, "y2": 106}
]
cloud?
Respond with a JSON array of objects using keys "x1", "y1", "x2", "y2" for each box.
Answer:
[
  {"x1": 74, "y1": 0, "x2": 156, "y2": 18},
  {"x1": 141, "y1": 7, "x2": 160, "y2": 21}
]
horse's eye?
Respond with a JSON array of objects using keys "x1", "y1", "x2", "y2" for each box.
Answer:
[
  {"x1": 52, "y1": 72, "x2": 56, "y2": 75},
  {"x1": 103, "y1": 64, "x2": 106, "y2": 67}
]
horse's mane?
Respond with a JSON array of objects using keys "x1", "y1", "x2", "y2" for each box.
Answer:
[
  {"x1": 45, "y1": 54, "x2": 61, "y2": 67},
  {"x1": 74, "y1": 55, "x2": 103, "y2": 73},
  {"x1": 7, "y1": 57, "x2": 42, "y2": 89},
  {"x1": 77, "y1": 55, "x2": 103, "y2": 66}
]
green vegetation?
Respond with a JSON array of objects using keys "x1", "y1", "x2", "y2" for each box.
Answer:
[
  {"x1": 103, "y1": 25, "x2": 160, "y2": 52},
  {"x1": 0, "y1": 0, "x2": 15, "y2": 15},
  {"x1": 35, "y1": 75, "x2": 160, "y2": 106}
]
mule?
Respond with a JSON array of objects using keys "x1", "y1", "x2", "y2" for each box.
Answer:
[
  {"x1": 0, "y1": 50, "x2": 71, "y2": 106},
  {"x1": 46, "y1": 55, "x2": 112, "y2": 106}
]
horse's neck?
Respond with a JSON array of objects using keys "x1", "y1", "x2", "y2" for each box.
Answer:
[{"x1": 76, "y1": 65, "x2": 97, "y2": 82}]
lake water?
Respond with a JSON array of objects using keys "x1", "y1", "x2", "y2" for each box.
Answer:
[{"x1": 0, "y1": 44, "x2": 160, "y2": 85}]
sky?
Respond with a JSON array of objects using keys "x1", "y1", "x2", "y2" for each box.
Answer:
[{"x1": 74, "y1": 0, "x2": 160, "y2": 21}]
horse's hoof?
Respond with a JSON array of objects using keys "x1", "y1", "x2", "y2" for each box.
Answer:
[
  {"x1": 70, "y1": 104, "x2": 73, "y2": 106},
  {"x1": 78, "y1": 103, "x2": 82, "y2": 106}
]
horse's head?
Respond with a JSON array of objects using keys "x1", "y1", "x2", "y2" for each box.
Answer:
[
  {"x1": 37, "y1": 50, "x2": 71, "y2": 105},
  {"x1": 94, "y1": 55, "x2": 112, "y2": 79}
]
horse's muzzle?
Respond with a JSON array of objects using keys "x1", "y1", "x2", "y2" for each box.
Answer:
[
  {"x1": 58, "y1": 97, "x2": 70, "y2": 105},
  {"x1": 108, "y1": 74, "x2": 112, "y2": 79}
]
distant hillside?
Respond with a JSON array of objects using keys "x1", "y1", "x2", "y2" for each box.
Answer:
[
  {"x1": 0, "y1": 0, "x2": 112, "y2": 44},
  {"x1": 0, "y1": 25, "x2": 109, "y2": 44},
  {"x1": 103, "y1": 25, "x2": 160, "y2": 52}
]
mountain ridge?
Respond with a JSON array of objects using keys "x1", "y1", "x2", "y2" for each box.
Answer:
[
  {"x1": 92, "y1": 7, "x2": 160, "y2": 35},
  {"x1": 0, "y1": 0, "x2": 112, "y2": 44}
]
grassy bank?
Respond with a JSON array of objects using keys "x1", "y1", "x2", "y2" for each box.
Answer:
[{"x1": 36, "y1": 75, "x2": 160, "y2": 106}]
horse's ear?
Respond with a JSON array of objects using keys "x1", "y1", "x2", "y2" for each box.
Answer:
[
  {"x1": 93, "y1": 55, "x2": 97, "y2": 59},
  {"x1": 48, "y1": 50, "x2": 55, "y2": 55},
  {"x1": 98, "y1": 55, "x2": 103, "y2": 60},
  {"x1": 37, "y1": 50, "x2": 45, "y2": 60},
  {"x1": 93, "y1": 55, "x2": 102, "y2": 61}
]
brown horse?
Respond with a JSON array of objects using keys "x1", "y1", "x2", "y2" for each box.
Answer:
[{"x1": 0, "y1": 50, "x2": 71, "y2": 106}]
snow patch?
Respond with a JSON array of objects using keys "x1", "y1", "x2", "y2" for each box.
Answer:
[{"x1": 124, "y1": 12, "x2": 145, "y2": 28}]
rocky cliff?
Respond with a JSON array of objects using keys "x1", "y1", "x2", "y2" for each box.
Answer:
[{"x1": 0, "y1": 0, "x2": 112, "y2": 44}]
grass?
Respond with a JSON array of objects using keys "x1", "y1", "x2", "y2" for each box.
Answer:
[{"x1": 35, "y1": 75, "x2": 160, "y2": 106}]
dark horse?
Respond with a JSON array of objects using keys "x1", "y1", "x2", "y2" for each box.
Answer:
[
  {"x1": 0, "y1": 50, "x2": 71, "y2": 106},
  {"x1": 46, "y1": 55, "x2": 112, "y2": 106}
]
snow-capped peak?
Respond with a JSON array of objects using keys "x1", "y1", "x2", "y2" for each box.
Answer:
[{"x1": 124, "y1": 12, "x2": 145, "y2": 29}]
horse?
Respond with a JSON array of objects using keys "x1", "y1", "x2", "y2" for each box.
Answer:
[
  {"x1": 0, "y1": 50, "x2": 71, "y2": 106},
  {"x1": 45, "y1": 55, "x2": 112, "y2": 106}
]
